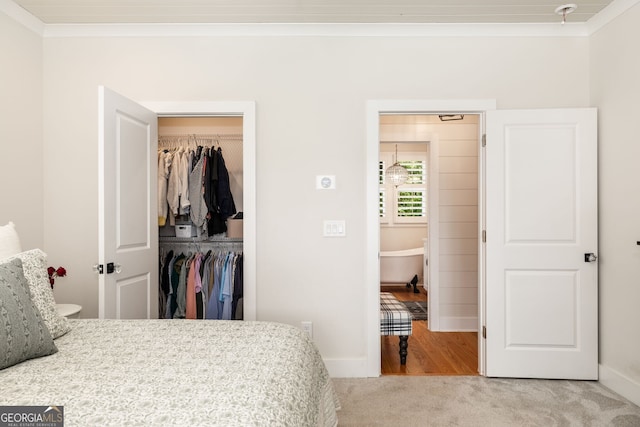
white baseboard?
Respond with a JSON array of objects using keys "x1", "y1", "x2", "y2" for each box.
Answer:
[
  {"x1": 324, "y1": 358, "x2": 369, "y2": 378},
  {"x1": 599, "y1": 363, "x2": 640, "y2": 407},
  {"x1": 437, "y1": 316, "x2": 478, "y2": 332}
]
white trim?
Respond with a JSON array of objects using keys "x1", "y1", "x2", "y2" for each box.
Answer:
[
  {"x1": 324, "y1": 358, "x2": 368, "y2": 378},
  {"x1": 366, "y1": 99, "x2": 496, "y2": 377},
  {"x1": 40, "y1": 22, "x2": 591, "y2": 38},
  {"x1": 365, "y1": 105, "x2": 382, "y2": 377},
  {"x1": 142, "y1": 100, "x2": 257, "y2": 321},
  {"x1": 438, "y1": 317, "x2": 478, "y2": 332},
  {"x1": 478, "y1": 115, "x2": 487, "y2": 376},
  {"x1": 427, "y1": 135, "x2": 440, "y2": 331},
  {"x1": 0, "y1": 0, "x2": 44, "y2": 35},
  {"x1": 587, "y1": 0, "x2": 640, "y2": 35},
  {"x1": 599, "y1": 363, "x2": 640, "y2": 407},
  {"x1": 5, "y1": 0, "x2": 639, "y2": 39}
]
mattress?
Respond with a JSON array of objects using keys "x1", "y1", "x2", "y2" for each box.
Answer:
[{"x1": 0, "y1": 319, "x2": 340, "y2": 426}]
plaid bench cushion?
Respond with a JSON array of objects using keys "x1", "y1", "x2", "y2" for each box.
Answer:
[{"x1": 380, "y1": 292, "x2": 413, "y2": 336}]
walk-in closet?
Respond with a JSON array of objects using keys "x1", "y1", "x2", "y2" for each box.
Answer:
[{"x1": 157, "y1": 117, "x2": 245, "y2": 321}]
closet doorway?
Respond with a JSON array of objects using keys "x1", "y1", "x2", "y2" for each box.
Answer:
[
  {"x1": 157, "y1": 116, "x2": 245, "y2": 320},
  {"x1": 144, "y1": 100, "x2": 257, "y2": 321},
  {"x1": 99, "y1": 92, "x2": 256, "y2": 320}
]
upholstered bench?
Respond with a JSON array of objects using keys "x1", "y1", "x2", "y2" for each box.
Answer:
[{"x1": 380, "y1": 292, "x2": 413, "y2": 365}]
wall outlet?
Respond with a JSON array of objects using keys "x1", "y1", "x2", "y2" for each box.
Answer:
[{"x1": 301, "y1": 321, "x2": 313, "y2": 339}]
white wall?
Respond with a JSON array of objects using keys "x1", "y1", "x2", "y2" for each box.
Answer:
[
  {"x1": 590, "y1": 3, "x2": 640, "y2": 405},
  {"x1": 0, "y1": 10, "x2": 43, "y2": 250},
  {"x1": 39, "y1": 33, "x2": 589, "y2": 370}
]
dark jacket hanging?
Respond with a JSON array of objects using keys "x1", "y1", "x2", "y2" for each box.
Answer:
[
  {"x1": 204, "y1": 147, "x2": 236, "y2": 235},
  {"x1": 215, "y1": 147, "x2": 237, "y2": 219}
]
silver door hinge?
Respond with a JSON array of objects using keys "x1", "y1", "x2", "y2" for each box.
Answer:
[
  {"x1": 482, "y1": 326, "x2": 486, "y2": 339},
  {"x1": 482, "y1": 134, "x2": 486, "y2": 147},
  {"x1": 482, "y1": 230, "x2": 486, "y2": 243}
]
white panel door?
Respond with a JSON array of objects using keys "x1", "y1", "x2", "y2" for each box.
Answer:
[
  {"x1": 98, "y1": 86, "x2": 158, "y2": 319},
  {"x1": 486, "y1": 108, "x2": 597, "y2": 379}
]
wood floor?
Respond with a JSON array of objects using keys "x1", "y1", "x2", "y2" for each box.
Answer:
[{"x1": 381, "y1": 286, "x2": 479, "y2": 376}]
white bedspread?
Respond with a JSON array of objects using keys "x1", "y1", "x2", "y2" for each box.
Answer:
[{"x1": 0, "y1": 319, "x2": 340, "y2": 426}]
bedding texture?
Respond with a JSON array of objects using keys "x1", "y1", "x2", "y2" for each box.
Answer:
[
  {"x1": 0, "y1": 258, "x2": 58, "y2": 370},
  {"x1": 0, "y1": 319, "x2": 340, "y2": 427}
]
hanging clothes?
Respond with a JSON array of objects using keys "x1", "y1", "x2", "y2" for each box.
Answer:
[
  {"x1": 215, "y1": 147, "x2": 237, "y2": 220},
  {"x1": 166, "y1": 149, "x2": 181, "y2": 219},
  {"x1": 178, "y1": 149, "x2": 191, "y2": 215},
  {"x1": 205, "y1": 148, "x2": 225, "y2": 235},
  {"x1": 158, "y1": 151, "x2": 172, "y2": 226},
  {"x1": 158, "y1": 142, "x2": 237, "y2": 237},
  {"x1": 159, "y1": 248, "x2": 243, "y2": 321},
  {"x1": 188, "y1": 153, "x2": 208, "y2": 234}
]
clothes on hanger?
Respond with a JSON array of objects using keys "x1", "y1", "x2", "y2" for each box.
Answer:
[
  {"x1": 159, "y1": 249, "x2": 243, "y2": 320},
  {"x1": 158, "y1": 144, "x2": 236, "y2": 236}
]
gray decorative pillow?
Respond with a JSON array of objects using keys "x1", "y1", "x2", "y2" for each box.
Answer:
[
  {"x1": 0, "y1": 257, "x2": 58, "y2": 370},
  {"x1": 5, "y1": 250, "x2": 71, "y2": 339}
]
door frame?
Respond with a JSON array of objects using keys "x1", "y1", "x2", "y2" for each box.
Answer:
[
  {"x1": 142, "y1": 101, "x2": 257, "y2": 320},
  {"x1": 366, "y1": 99, "x2": 496, "y2": 377}
]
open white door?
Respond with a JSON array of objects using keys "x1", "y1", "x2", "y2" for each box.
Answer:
[
  {"x1": 485, "y1": 108, "x2": 597, "y2": 379},
  {"x1": 98, "y1": 86, "x2": 158, "y2": 319}
]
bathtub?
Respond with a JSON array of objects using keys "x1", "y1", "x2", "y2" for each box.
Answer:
[{"x1": 380, "y1": 247, "x2": 424, "y2": 291}]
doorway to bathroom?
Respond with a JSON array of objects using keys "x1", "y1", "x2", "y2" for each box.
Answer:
[{"x1": 378, "y1": 113, "x2": 480, "y2": 375}]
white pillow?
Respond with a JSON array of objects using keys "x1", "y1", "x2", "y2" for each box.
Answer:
[
  {"x1": 5, "y1": 249, "x2": 71, "y2": 339},
  {"x1": 0, "y1": 222, "x2": 22, "y2": 260}
]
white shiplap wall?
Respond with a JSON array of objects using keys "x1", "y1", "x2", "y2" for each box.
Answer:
[
  {"x1": 438, "y1": 116, "x2": 478, "y2": 330},
  {"x1": 380, "y1": 114, "x2": 479, "y2": 331}
]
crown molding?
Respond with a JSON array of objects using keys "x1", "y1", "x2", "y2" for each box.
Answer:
[
  {"x1": 0, "y1": 0, "x2": 44, "y2": 35},
  {"x1": 4, "y1": 0, "x2": 639, "y2": 39},
  {"x1": 587, "y1": 0, "x2": 640, "y2": 35},
  {"x1": 41, "y1": 22, "x2": 589, "y2": 38}
]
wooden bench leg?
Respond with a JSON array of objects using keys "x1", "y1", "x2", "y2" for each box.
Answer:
[{"x1": 399, "y1": 335, "x2": 408, "y2": 365}]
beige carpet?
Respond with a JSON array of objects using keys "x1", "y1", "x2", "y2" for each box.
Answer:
[{"x1": 332, "y1": 376, "x2": 640, "y2": 426}]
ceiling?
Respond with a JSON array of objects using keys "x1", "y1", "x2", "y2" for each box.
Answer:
[{"x1": 12, "y1": 0, "x2": 615, "y2": 25}]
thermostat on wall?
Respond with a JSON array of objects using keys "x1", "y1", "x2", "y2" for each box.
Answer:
[{"x1": 316, "y1": 175, "x2": 336, "y2": 190}]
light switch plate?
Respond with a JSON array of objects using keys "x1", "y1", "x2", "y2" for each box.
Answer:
[{"x1": 323, "y1": 220, "x2": 346, "y2": 237}]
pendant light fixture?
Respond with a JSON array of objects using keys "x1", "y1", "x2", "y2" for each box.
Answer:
[{"x1": 385, "y1": 144, "x2": 409, "y2": 187}]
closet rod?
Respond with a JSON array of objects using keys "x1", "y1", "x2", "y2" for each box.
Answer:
[
  {"x1": 160, "y1": 239, "x2": 242, "y2": 246},
  {"x1": 159, "y1": 237, "x2": 242, "y2": 242},
  {"x1": 158, "y1": 133, "x2": 243, "y2": 141},
  {"x1": 160, "y1": 240, "x2": 242, "y2": 251}
]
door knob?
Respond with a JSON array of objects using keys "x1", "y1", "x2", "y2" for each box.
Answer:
[{"x1": 584, "y1": 253, "x2": 597, "y2": 262}]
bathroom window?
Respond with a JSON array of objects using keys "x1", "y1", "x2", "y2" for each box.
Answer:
[
  {"x1": 379, "y1": 151, "x2": 428, "y2": 225},
  {"x1": 397, "y1": 189, "x2": 427, "y2": 218}
]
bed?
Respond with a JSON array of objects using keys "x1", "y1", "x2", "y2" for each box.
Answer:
[
  {"x1": 1, "y1": 319, "x2": 340, "y2": 426},
  {"x1": 0, "y1": 222, "x2": 339, "y2": 426}
]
